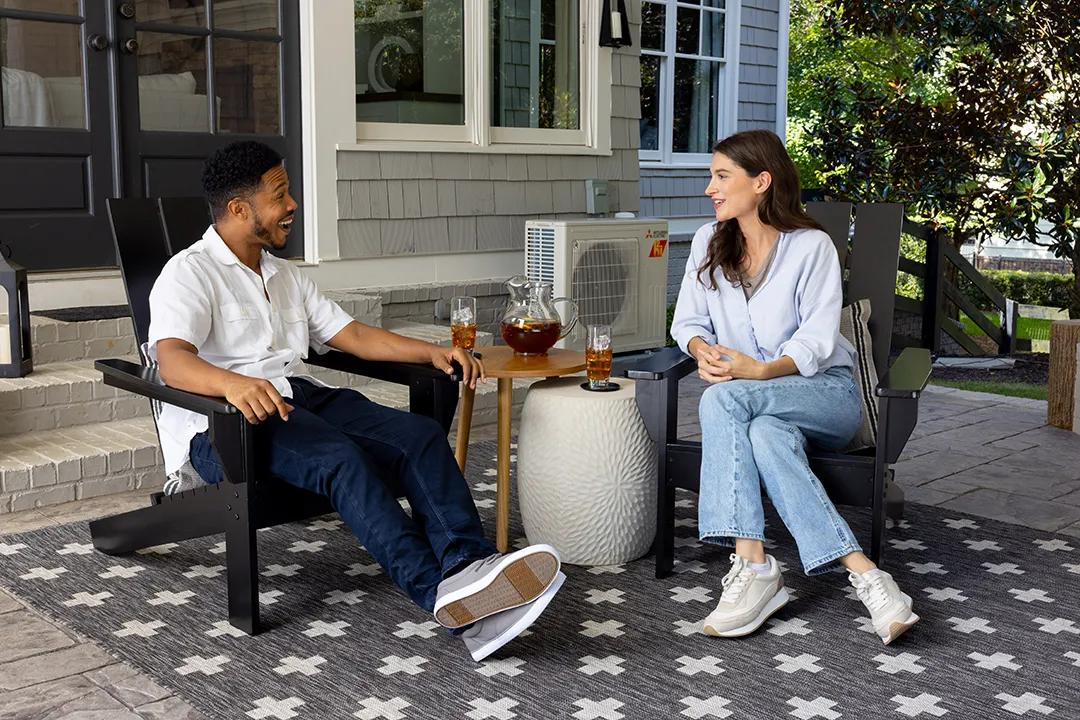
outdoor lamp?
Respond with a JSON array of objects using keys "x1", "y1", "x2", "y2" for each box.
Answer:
[
  {"x1": 600, "y1": 0, "x2": 632, "y2": 48},
  {"x1": 0, "y1": 242, "x2": 33, "y2": 378}
]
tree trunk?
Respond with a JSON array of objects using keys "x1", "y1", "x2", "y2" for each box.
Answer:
[{"x1": 1048, "y1": 319, "x2": 1080, "y2": 429}]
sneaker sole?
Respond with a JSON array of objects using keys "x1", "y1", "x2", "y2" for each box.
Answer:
[
  {"x1": 880, "y1": 611, "x2": 920, "y2": 645},
  {"x1": 434, "y1": 545, "x2": 560, "y2": 629},
  {"x1": 468, "y1": 571, "x2": 566, "y2": 662},
  {"x1": 702, "y1": 587, "x2": 790, "y2": 638}
]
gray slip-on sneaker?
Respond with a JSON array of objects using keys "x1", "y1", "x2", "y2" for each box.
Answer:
[
  {"x1": 434, "y1": 544, "x2": 560, "y2": 629},
  {"x1": 462, "y1": 571, "x2": 566, "y2": 662}
]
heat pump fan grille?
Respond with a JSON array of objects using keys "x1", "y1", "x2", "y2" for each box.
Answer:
[
  {"x1": 571, "y1": 239, "x2": 638, "y2": 335},
  {"x1": 525, "y1": 226, "x2": 556, "y2": 285}
]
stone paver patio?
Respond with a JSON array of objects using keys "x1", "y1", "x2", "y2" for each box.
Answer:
[{"x1": 1, "y1": 379, "x2": 1078, "y2": 718}]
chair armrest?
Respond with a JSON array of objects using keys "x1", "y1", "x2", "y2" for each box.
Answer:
[
  {"x1": 614, "y1": 346, "x2": 697, "y2": 381},
  {"x1": 95, "y1": 358, "x2": 237, "y2": 416},
  {"x1": 304, "y1": 349, "x2": 461, "y2": 385},
  {"x1": 876, "y1": 347, "x2": 932, "y2": 399}
]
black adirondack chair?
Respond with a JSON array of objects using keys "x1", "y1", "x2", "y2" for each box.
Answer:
[
  {"x1": 89, "y1": 197, "x2": 461, "y2": 634},
  {"x1": 620, "y1": 203, "x2": 932, "y2": 578}
]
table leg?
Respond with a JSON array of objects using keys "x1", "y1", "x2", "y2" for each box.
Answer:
[
  {"x1": 496, "y1": 377, "x2": 512, "y2": 553},
  {"x1": 454, "y1": 384, "x2": 475, "y2": 472}
]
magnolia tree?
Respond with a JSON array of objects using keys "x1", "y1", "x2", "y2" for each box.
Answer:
[{"x1": 788, "y1": 0, "x2": 1080, "y2": 316}]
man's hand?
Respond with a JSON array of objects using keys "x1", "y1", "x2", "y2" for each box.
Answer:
[
  {"x1": 222, "y1": 375, "x2": 294, "y2": 424},
  {"x1": 430, "y1": 346, "x2": 486, "y2": 389}
]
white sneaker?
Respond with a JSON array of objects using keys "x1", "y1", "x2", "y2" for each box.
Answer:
[
  {"x1": 702, "y1": 554, "x2": 789, "y2": 637},
  {"x1": 849, "y1": 569, "x2": 920, "y2": 644}
]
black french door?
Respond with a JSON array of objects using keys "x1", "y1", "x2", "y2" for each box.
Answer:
[{"x1": 0, "y1": 0, "x2": 303, "y2": 271}]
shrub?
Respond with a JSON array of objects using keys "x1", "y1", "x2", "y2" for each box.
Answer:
[{"x1": 966, "y1": 270, "x2": 1072, "y2": 310}]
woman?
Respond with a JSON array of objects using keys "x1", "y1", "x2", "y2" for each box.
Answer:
[{"x1": 670, "y1": 130, "x2": 919, "y2": 645}]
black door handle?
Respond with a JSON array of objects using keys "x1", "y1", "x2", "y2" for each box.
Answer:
[{"x1": 87, "y1": 34, "x2": 109, "y2": 51}]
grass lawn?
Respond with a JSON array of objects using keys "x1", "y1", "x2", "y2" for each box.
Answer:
[
  {"x1": 959, "y1": 312, "x2": 1053, "y2": 341},
  {"x1": 931, "y1": 379, "x2": 1048, "y2": 400}
]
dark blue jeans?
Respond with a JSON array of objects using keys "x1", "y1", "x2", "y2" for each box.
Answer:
[{"x1": 189, "y1": 377, "x2": 496, "y2": 612}]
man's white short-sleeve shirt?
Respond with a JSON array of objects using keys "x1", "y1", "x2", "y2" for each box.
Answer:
[{"x1": 147, "y1": 225, "x2": 354, "y2": 474}]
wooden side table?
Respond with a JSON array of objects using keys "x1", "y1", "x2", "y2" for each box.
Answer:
[{"x1": 454, "y1": 346, "x2": 586, "y2": 552}]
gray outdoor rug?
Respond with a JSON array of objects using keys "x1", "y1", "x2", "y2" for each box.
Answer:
[{"x1": 1, "y1": 440, "x2": 1079, "y2": 720}]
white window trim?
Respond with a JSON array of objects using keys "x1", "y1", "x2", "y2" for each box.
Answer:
[
  {"x1": 638, "y1": 0, "x2": 741, "y2": 168},
  {"x1": 350, "y1": 0, "x2": 610, "y2": 155}
]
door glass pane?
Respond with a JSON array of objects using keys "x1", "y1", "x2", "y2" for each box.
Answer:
[
  {"x1": 491, "y1": 0, "x2": 579, "y2": 129},
  {"x1": 641, "y1": 2, "x2": 664, "y2": 52},
  {"x1": 0, "y1": 0, "x2": 78, "y2": 12},
  {"x1": 672, "y1": 58, "x2": 719, "y2": 154},
  {"x1": 1, "y1": 18, "x2": 85, "y2": 129},
  {"x1": 212, "y1": 0, "x2": 279, "y2": 34},
  {"x1": 135, "y1": 32, "x2": 210, "y2": 132},
  {"x1": 214, "y1": 37, "x2": 280, "y2": 134},
  {"x1": 675, "y1": 6, "x2": 699, "y2": 55},
  {"x1": 639, "y1": 55, "x2": 660, "y2": 151},
  {"x1": 355, "y1": 0, "x2": 464, "y2": 125},
  {"x1": 136, "y1": 0, "x2": 207, "y2": 27},
  {"x1": 701, "y1": 8, "x2": 724, "y2": 58}
]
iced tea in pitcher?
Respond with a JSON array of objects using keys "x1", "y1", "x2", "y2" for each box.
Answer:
[
  {"x1": 500, "y1": 320, "x2": 562, "y2": 355},
  {"x1": 499, "y1": 275, "x2": 578, "y2": 355}
]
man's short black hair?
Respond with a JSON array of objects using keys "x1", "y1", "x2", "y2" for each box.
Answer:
[{"x1": 202, "y1": 141, "x2": 283, "y2": 220}]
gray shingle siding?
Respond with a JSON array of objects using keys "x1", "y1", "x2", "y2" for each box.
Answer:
[
  {"x1": 336, "y1": 12, "x2": 640, "y2": 259},
  {"x1": 738, "y1": 0, "x2": 780, "y2": 132}
]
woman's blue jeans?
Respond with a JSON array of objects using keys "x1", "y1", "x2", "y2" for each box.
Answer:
[
  {"x1": 189, "y1": 378, "x2": 496, "y2": 612},
  {"x1": 697, "y1": 366, "x2": 864, "y2": 575}
]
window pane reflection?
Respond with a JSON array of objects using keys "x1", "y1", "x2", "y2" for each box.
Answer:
[
  {"x1": 1, "y1": 18, "x2": 85, "y2": 129},
  {"x1": 355, "y1": 0, "x2": 464, "y2": 125},
  {"x1": 214, "y1": 38, "x2": 280, "y2": 134},
  {"x1": 672, "y1": 58, "x2": 719, "y2": 154},
  {"x1": 492, "y1": 0, "x2": 579, "y2": 129},
  {"x1": 640, "y1": 55, "x2": 660, "y2": 151},
  {"x1": 135, "y1": 32, "x2": 210, "y2": 132},
  {"x1": 136, "y1": 0, "x2": 207, "y2": 27}
]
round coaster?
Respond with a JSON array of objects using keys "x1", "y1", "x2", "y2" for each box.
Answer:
[{"x1": 580, "y1": 381, "x2": 621, "y2": 392}]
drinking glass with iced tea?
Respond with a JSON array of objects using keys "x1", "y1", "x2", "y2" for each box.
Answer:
[
  {"x1": 451, "y1": 296, "x2": 477, "y2": 352},
  {"x1": 586, "y1": 324, "x2": 613, "y2": 390}
]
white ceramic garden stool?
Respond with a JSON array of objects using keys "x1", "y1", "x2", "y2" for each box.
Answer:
[{"x1": 516, "y1": 377, "x2": 656, "y2": 566}]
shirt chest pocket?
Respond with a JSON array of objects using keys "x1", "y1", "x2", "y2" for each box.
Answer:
[
  {"x1": 220, "y1": 302, "x2": 269, "y2": 344},
  {"x1": 278, "y1": 305, "x2": 309, "y2": 349}
]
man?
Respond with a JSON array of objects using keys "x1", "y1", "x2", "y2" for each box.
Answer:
[{"x1": 149, "y1": 141, "x2": 563, "y2": 661}]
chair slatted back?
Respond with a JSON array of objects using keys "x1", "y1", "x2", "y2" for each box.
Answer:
[
  {"x1": 848, "y1": 203, "x2": 904, "y2": 375},
  {"x1": 805, "y1": 201, "x2": 853, "y2": 268},
  {"x1": 158, "y1": 197, "x2": 213, "y2": 254},
  {"x1": 805, "y1": 201, "x2": 905, "y2": 378},
  {"x1": 106, "y1": 198, "x2": 172, "y2": 349}
]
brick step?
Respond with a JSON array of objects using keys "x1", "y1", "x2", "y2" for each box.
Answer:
[
  {"x1": 15, "y1": 316, "x2": 140, "y2": 364},
  {"x1": 0, "y1": 359, "x2": 150, "y2": 436},
  {"x1": 0, "y1": 418, "x2": 164, "y2": 514}
]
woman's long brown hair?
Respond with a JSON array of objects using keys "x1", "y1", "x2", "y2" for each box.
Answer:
[{"x1": 697, "y1": 130, "x2": 823, "y2": 290}]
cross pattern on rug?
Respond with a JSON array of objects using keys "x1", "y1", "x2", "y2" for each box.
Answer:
[{"x1": 1, "y1": 440, "x2": 1079, "y2": 719}]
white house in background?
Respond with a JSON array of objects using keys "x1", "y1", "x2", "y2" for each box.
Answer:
[{"x1": 0, "y1": 0, "x2": 789, "y2": 318}]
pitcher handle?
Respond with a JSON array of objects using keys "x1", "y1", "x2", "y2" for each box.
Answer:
[{"x1": 552, "y1": 297, "x2": 579, "y2": 339}]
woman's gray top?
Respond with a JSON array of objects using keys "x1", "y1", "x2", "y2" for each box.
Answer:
[{"x1": 740, "y1": 238, "x2": 780, "y2": 300}]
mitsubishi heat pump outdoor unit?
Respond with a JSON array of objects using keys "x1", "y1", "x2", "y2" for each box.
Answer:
[{"x1": 525, "y1": 218, "x2": 670, "y2": 352}]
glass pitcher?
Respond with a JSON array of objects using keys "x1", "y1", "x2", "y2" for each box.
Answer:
[{"x1": 500, "y1": 275, "x2": 579, "y2": 355}]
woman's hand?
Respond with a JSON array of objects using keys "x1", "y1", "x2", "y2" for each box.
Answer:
[{"x1": 690, "y1": 339, "x2": 766, "y2": 383}]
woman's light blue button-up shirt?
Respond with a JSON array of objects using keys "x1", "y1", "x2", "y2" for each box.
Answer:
[{"x1": 670, "y1": 224, "x2": 856, "y2": 377}]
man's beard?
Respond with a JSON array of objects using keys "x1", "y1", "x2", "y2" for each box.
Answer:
[{"x1": 252, "y1": 207, "x2": 285, "y2": 249}]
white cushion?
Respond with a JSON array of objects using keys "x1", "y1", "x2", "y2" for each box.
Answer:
[
  {"x1": 839, "y1": 298, "x2": 879, "y2": 450},
  {"x1": 138, "y1": 71, "x2": 197, "y2": 95}
]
